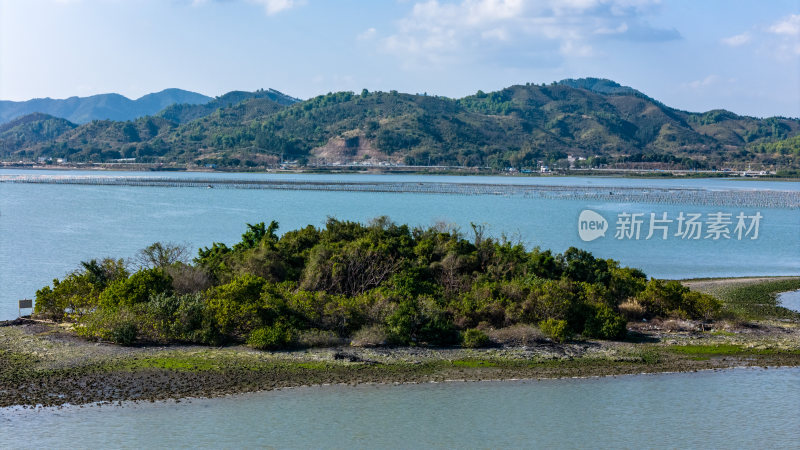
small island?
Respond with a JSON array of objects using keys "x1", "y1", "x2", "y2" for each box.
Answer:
[{"x1": 2, "y1": 219, "x2": 799, "y2": 407}]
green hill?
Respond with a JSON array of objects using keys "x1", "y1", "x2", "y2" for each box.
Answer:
[
  {"x1": 0, "y1": 113, "x2": 78, "y2": 154},
  {"x1": 157, "y1": 88, "x2": 299, "y2": 124},
  {"x1": 2, "y1": 79, "x2": 798, "y2": 170}
]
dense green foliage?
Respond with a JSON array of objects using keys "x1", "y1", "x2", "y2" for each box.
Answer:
[
  {"x1": 0, "y1": 113, "x2": 78, "y2": 153},
  {"x1": 539, "y1": 318, "x2": 571, "y2": 343},
  {"x1": 461, "y1": 328, "x2": 491, "y2": 348},
  {"x1": 34, "y1": 258, "x2": 128, "y2": 321},
  {"x1": 3, "y1": 79, "x2": 798, "y2": 169},
  {"x1": 35, "y1": 219, "x2": 725, "y2": 348},
  {"x1": 634, "y1": 280, "x2": 722, "y2": 321}
]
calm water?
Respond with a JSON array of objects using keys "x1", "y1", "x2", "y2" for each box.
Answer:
[
  {"x1": 2, "y1": 367, "x2": 799, "y2": 448},
  {"x1": 2, "y1": 170, "x2": 799, "y2": 447},
  {"x1": 1, "y1": 169, "x2": 799, "y2": 320},
  {"x1": 778, "y1": 290, "x2": 800, "y2": 313}
]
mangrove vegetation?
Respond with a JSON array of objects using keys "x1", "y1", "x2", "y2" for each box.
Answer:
[{"x1": 33, "y1": 218, "x2": 722, "y2": 348}]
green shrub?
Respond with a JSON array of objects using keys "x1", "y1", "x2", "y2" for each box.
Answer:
[
  {"x1": 99, "y1": 268, "x2": 173, "y2": 308},
  {"x1": 683, "y1": 291, "x2": 722, "y2": 321},
  {"x1": 37, "y1": 221, "x2": 668, "y2": 349},
  {"x1": 607, "y1": 265, "x2": 647, "y2": 303},
  {"x1": 33, "y1": 285, "x2": 62, "y2": 321},
  {"x1": 135, "y1": 292, "x2": 219, "y2": 344},
  {"x1": 417, "y1": 316, "x2": 460, "y2": 346},
  {"x1": 33, "y1": 273, "x2": 100, "y2": 320},
  {"x1": 34, "y1": 259, "x2": 129, "y2": 320},
  {"x1": 583, "y1": 305, "x2": 627, "y2": 340},
  {"x1": 539, "y1": 318, "x2": 570, "y2": 342},
  {"x1": 247, "y1": 322, "x2": 297, "y2": 350},
  {"x1": 385, "y1": 300, "x2": 419, "y2": 345},
  {"x1": 110, "y1": 321, "x2": 138, "y2": 346},
  {"x1": 562, "y1": 247, "x2": 610, "y2": 285},
  {"x1": 636, "y1": 279, "x2": 686, "y2": 318},
  {"x1": 206, "y1": 274, "x2": 268, "y2": 337},
  {"x1": 77, "y1": 307, "x2": 140, "y2": 345},
  {"x1": 636, "y1": 279, "x2": 724, "y2": 320},
  {"x1": 461, "y1": 328, "x2": 491, "y2": 348},
  {"x1": 170, "y1": 293, "x2": 219, "y2": 344},
  {"x1": 75, "y1": 309, "x2": 114, "y2": 341}
]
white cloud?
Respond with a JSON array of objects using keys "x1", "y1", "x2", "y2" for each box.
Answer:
[
  {"x1": 595, "y1": 22, "x2": 629, "y2": 35},
  {"x1": 191, "y1": 0, "x2": 303, "y2": 15},
  {"x1": 248, "y1": 0, "x2": 302, "y2": 15},
  {"x1": 719, "y1": 14, "x2": 800, "y2": 60},
  {"x1": 721, "y1": 32, "x2": 750, "y2": 47},
  {"x1": 686, "y1": 74, "x2": 719, "y2": 89},
  {"x1": 357, "y1": 28, "x2": 378, "y2": 41},
  {"x1": 377, "y1": 0, "x2": 678, "y2": 67},
  {"x1": 769, "y1": 14, "x2": 800, "y2": 57},
  {"x1": 560, "y1": 40, "x2": 594, "y2": 57},
  {"x1": 481, "y1": 27, "x2": 511, "y2": 40},
  {"x1": 769, "y1": 13, "x2": 800, "y2": 36}
]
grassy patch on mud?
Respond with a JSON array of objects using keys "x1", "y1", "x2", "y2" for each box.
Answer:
[
  {"x1": 119, "y1": 355, "x2": 226, "y2": 372},
  {"x1": 451, "y1": 359, "x2": 499, "y2": 368},
  {"x1": 2, "y1": 344, "x2": 799, "y2": 408},
  {"x1": 667, "y1": 344, "x2": 800, "y2": 357},
  {"x1": 687, "y1": 278, "x2": 800, "y2": 320}
]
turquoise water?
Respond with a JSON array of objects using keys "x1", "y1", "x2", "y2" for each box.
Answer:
[
  {"x1": 1, "y1": 171, "x2": 799, "y2": 447},
  {"x1": 1, "y1": 169, "x2": 799, "y2": 320},
  {"x1": 2, "y1": 367, "x2": 799, "y2": 448}
]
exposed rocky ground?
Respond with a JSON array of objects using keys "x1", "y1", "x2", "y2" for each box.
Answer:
[{"x1": 2, "y1": 317, "x2": 798, "y2": 408}]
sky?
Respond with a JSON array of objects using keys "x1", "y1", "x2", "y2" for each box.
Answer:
[{"x1": 0, "y1": 0, "x2": 798, "y2": 117}]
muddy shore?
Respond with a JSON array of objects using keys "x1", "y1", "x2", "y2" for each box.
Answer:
[{"x1": 2, "y1": 317, "x2": 799, "y2": 408}]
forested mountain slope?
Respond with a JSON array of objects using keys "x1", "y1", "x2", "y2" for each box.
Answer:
[{"x1": 2, "y1": 79, "x2": 797, "y2": 170}]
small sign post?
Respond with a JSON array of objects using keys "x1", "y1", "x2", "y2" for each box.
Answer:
[{"x1": 18, "y1": 299, "x2": 33, "y2": 318}]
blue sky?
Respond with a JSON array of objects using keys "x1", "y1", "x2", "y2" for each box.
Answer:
[{"x1": 0, "y1": 0, "x2": 798, "y2": 117}]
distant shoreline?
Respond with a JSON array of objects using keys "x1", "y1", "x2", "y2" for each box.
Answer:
[{"x1": 2, "y1": 163, "x2": 798, "y2": 180}]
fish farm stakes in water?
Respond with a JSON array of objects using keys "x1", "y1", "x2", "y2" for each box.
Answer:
[{"x1": 2, "y1": 175, "x2": 799, "y2": 209}]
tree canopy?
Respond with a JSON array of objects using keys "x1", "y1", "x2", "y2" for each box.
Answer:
[{"x1": 35, "y1": 218, "x2": 721, "y2": 347}]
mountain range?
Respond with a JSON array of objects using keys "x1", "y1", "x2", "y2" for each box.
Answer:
[
  {"x1": 1, "y1": 79, "x2": 798, "y2": 170},
  {"x1": 0, "y1": 89, "x2": 212, "y2": 125}
]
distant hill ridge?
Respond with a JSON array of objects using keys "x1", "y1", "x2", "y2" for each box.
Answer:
[
  {"x1": 157, "y1": 89, "x2": 300, "y2": 124},
  {"x1": 1, "y1": 79, "x2": 798, "y2": 170},
  {"x1": 557, "y1": 78, "x2": 648, "y2": 98},
  {"x1": 0, "y1": 88, "x2": 213, "y2": 124}
]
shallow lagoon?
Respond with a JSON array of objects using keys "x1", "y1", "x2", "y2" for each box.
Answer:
[
  {"x1": 1, "y1": 171, "x2": 799, "y2": 448},
  {"x1": 2, "y1": 367, "x2": 799, "y2": 448},
  {"x1": 778, "y1": 290, "x2": 800, "y2": 312}
]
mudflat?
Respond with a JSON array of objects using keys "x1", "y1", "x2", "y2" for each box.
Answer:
[{"x1": 2, "y1": 315, "x2": 799, "y2": 408}]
